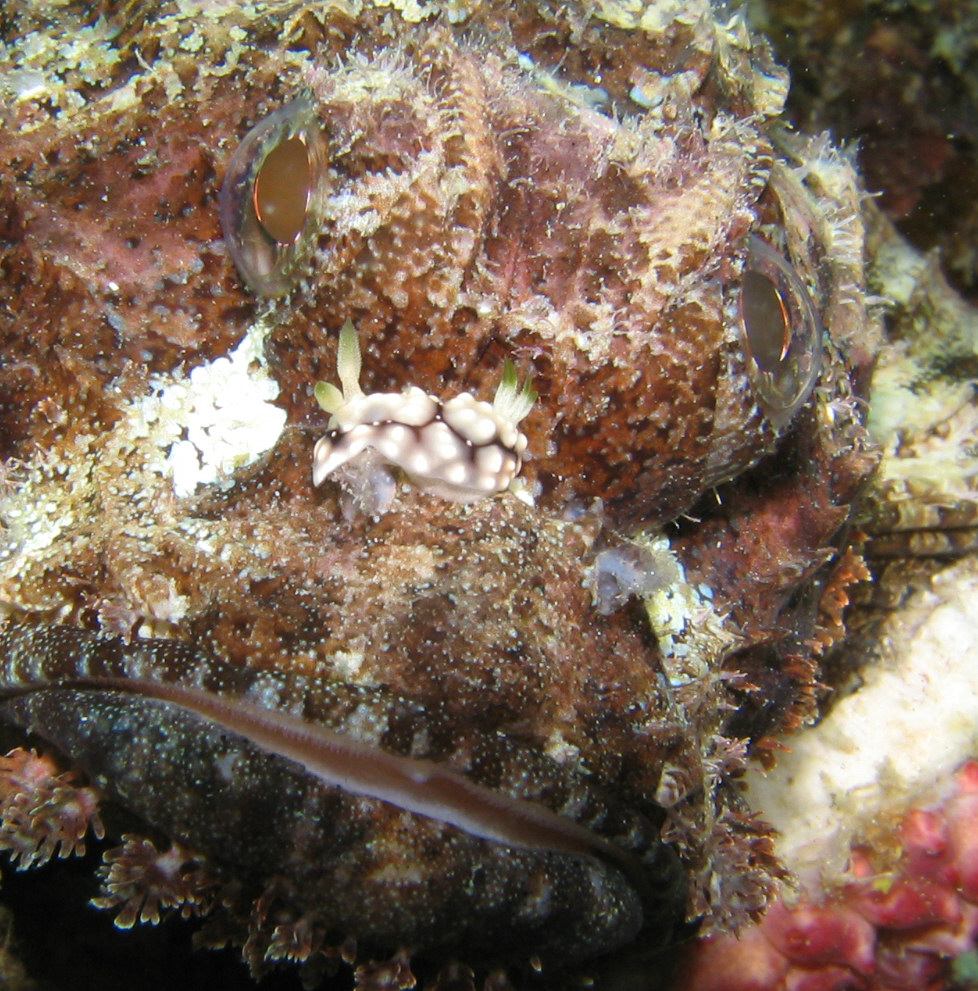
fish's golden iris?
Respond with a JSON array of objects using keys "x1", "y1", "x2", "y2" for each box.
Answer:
[{"x1": 252, "y1": 135, "x2": 311, "y2": 246}]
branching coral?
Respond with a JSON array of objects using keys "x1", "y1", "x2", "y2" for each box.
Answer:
[
  {"x1": 0, "y1": 748, "x2": 103, "y2": 870},
  {"x1": 92, "y1": 835, "x2": 215, "y2": 929}
]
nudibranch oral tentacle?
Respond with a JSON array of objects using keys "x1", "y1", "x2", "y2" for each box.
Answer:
[
  {"x1": 0, "y1": 624, "x2": 686, "y2": 964},
  {"x1": 312, "y1": 320, "x2": 535, "y2": 503}
]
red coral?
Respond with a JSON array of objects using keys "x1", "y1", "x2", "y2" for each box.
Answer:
[
  {"x1": 0, "y1": 747, "x2": 104, "y2": 869},
  {"x1": 678, "y1": 760, "x2": 978, "y2": 991}
]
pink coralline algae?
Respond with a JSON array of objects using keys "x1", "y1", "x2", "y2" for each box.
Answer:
[{"x1": 680, "y1": 761, "x2": 978, "y2": 991}]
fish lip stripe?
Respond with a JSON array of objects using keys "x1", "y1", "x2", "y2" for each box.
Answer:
[{"x1": 0, "y1": 669, "x2": 655, "y2": 895}]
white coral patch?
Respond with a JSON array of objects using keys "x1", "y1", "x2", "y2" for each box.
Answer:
[
  {"x1": 744, "y1": 554, "x2": 978, "y2": 879},
  {"x1": 137, "y1": 318, "x2": 287, "y2": 497}
]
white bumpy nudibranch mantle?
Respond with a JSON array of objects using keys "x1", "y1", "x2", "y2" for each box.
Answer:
[{"x1": 313, "y1": 321, "x2": 535, "y2": 506}]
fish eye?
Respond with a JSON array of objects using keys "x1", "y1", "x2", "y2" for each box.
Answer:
[
  {"x1": 739, "y1": 234, "x2": 822, "y2": 428},
  {"x1": 253, "y1": 135, "x2": 311, "y2": 245},
  {"x1": 219, "y1": 95, "x2": 325, "y2": 296}
]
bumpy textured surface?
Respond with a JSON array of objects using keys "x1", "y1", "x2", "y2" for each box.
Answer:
[
  {"x1": 682, "y1": 761, "x2": 978, "y2": 991},
  {"x1": 0, "y1": 1, "x2": 882, "y2": 988},
  {"x1": 674, "y1": 208, "x2": 978, "y2": 991}
]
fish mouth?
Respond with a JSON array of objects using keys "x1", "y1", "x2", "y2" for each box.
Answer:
[{"x1": 0, "y1": 624, "x2": 687, "y2": 968}]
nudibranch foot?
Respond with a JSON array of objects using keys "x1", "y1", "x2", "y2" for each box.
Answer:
[{"x1": 312, "y1": 321, "x2": 535, "y2": 506}]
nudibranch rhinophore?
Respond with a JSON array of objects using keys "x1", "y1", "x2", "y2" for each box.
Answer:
[{"x1": 312, "y1": 320, "x2": 535, "y2": 505}]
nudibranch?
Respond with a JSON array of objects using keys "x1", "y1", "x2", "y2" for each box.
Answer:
[
  {"x1": 312, "y1": 321, "x2": 536, "y2": 504},
  {"x1": 211, "y1": 28, "x2": 847, "y2": 530}
]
